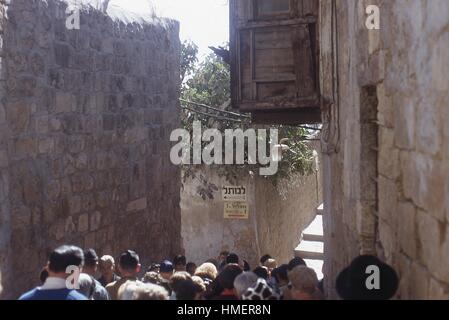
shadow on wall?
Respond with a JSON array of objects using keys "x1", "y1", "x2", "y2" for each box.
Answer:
[
  {"x1": 180, "y1": 166, "x2": 260, "y2": 268},
  {"x1": 181, "y1": 143, "x2": 323, "y2": 267}
]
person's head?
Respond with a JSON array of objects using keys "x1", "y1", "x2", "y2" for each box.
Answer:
[
  {"x1": 118, "y1": 250, "x2": 141, "y2": 277},
  {"x1": 175, "y1": 279, "x2": 202, "y2": 300},
  {"x1": 82, "y1": 248, "x2": 99, "y2": 275},
  {"x1": 288, "y1": 257, "x2": 306, "y2": 271},
  {"x1": 265, "y1": 259, "x2": 277, "y2": 274},
  {"x1": 191, "y1": 276, "x2": 206, "y2": 299},
  {"x1": 170, "y1": 271, "x2": 192, "y2": 295},
  {"x1": 243, "y1": 260, "x2": 251, "y2": 272},
  {"x1": 99, "y1": 255, "x2": 115, "y2": 276},
  {"x1": 40, "y1": 267, "x2": 49, "y2": 284},
  {"x1": 77, "y1": 273, "x2": 95, "y2": 299},
  {"x1": 241, "y1": 278, "x2": 281, "y2": 300},
  {"x1": 260, "y1": 254, "x2": 272, "y2": 266},
  {"x1": 131, "y1": 283, "x2": 169, "y2": 300},
  {"x1": 253, "y1": 266, "x2": 269, "y2": 280},
  {"x1": 160, "y1": 260, "x2": 174, "y2": 280},
  {"x1": 194, "y1": 262, "x2": 218, "y2": 280},
  {"x1": 186, "y1": 262, "x2": 197, "y2": 276},
  {"x1": 289, "y1": 266, "x2": 319, "y2": 300},
  {"x1": 218, "y1": 250, "x2": 229, "y2": 263},
  {"x1": 218, "y1": 264, "x2": 243, "y2": 290},
  {"x1": 47, "y1": 245, "x2": 84, "y2": 279},
  {"x1": 226, "y1": 253, "x2": 239, "y2": 265},
  {"x1": 336, "y1": 255, "x2": 399, "y2": 300},
  {"x1": 233, "y1": 272, "x2": 258, "y2": 299},
  {"x1": 173, "y1": 255, "x2": 187, "y2": 272},
  {"x1": 205, "y1": 277, "x2": 224, "y2": 299},
  {"x1": 143, "y1": 271, "x2": 163, "y2": 285},
  {"x1": 272, "y1": 264, "x2": 289, "y2": 286},
  {"x1": 147, "y1": 263, "x2": 160, "y2": 273}
]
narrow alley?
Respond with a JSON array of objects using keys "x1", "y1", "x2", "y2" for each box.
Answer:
[{"x1": 0, "y1": 0, "x2": 448, "y2": 305}]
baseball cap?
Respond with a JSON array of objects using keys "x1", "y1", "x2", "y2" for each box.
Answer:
[{"x1": 160, "y1": 260, "x2": 174, "y2": 273}]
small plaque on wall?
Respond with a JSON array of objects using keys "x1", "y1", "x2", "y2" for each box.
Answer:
[{"x1": 224, "y1": 202, "x2": 249, "y2": 220}]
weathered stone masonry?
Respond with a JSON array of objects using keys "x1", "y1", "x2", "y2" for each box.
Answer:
[
  {"x1": 0, "y1": 0, "x2": 182, "y2": 299},
  {"x1": 320, "y1": 0, "x2": 449, "y2": 299}
]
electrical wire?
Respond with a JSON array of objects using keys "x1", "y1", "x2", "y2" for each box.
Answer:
[
  {"x1": 181, "y1": 105, "x2": 244, "y2": 123},
  {"x1": 180, "y1": 99, "x2": 251, "y2": 119}
]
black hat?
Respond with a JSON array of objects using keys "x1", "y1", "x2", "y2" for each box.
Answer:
[{"x1": 336, "y1": 255, "x2": 399, "y2": 300}]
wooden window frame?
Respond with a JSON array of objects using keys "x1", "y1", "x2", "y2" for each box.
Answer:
[
  {"x1": 252, "y1": 0, "x2": 298, "y2": 21},
  {"x1": 235, "y1": 23, "x2": 319, "y2": 111}
]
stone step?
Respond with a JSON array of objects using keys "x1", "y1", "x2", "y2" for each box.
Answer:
[
  {"x1": 304, "y1": 259, "x2": 324, "y2": 280},
  {"x1": 316, "y1": 203, "x2": 324, "y2": 215},
  {"x1": 295, "y1": 240, "x2": 324, "y2": 260},
  {"x1": 302, "y1": 214, "x2": 324, "y2": 242}
]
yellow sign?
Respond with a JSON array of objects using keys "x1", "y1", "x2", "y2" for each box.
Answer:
[{"x1": 224, "y1": 202, "x2": 249, "y2": 220}]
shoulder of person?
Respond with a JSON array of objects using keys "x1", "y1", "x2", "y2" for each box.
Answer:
[
  {"x1": 105, "y1": 280, "x2": 117, "y2": 289},
  {"x1": 94, "y1": 278, "x2": 106, "y2": 289},
  {"x1": 18, "y1": 288, "x2": 39, "y2": 300},
  {"x1": 67, "y1": 289, "x2": 88, "y2": 300}
]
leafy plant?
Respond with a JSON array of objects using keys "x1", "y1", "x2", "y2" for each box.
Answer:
[{"x1": 179, "y1": 41, "x2": 315, "y2": 197}]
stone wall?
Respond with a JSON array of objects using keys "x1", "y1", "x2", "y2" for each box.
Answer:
[
  {"x1": 0, "y1": 0, "x2": 182, "y2": 299},
  {"x1": 255, "y1": 141, "x2": 323, "y2": 265},
  {"x1": 181, "y1": 167, "x2": 260, "y2": 268},
  {"x1": 320, "y1": 0, "x2": 449, "y2": 299},
  {"x1": 0, "y1": 0, "x2": 10, "y2": 298},
  {"x1": 181, "y1": 142, "x2": 322, "y2": 268}
]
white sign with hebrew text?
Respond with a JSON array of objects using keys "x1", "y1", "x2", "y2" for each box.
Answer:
[{"x1": 222, "y1": 186, "x2": 247, "y2": 202}]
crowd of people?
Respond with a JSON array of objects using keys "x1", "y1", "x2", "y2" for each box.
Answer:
[
  {"x1": 18, "y1": 245, "x2": 399, "y2": 300},
  {"x1": 18, "y1": 246, "x2": 329, "y2": 300}
]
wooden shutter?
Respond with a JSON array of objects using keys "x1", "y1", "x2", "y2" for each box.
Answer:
[{"x1": 230, "y1": 0, "x2": 321, "y2": 124}]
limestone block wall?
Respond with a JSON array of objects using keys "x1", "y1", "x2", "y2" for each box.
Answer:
[
  {"x1": 254, "y1": 170, "x2": 322, "y2": 265},
  {"x1": 255, "y1": 140, "x2": 323, "y2": 265},
  {"x1": 0, "y1": 0, "x2": 10, "y2": 298},
  {"x1": 320, "y1": 0, "x2": 449, "y2": 299},
  {"x1": 0, "y1": 0, "x2": 182, "y2": 299}
]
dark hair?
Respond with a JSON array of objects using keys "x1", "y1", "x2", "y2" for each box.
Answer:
[
  {"x1": 174, "y1": 255, "x2": 187, "y2": 266},
  {"x1": 48, "y1": 245, "x2": 84, "y2": 273},
  {"x1": 243, "y1": 260, "x2": 250, "y2": 272},
  {"x1": 171, "y1": 271, "x2": 192, "y2": 293},
  {"x1": 218, "y1": 264, "x2": 243, "y2": 289},
  {"x1": 176, "y1": 279, "x2": 200, "y2": 300},
  {"x1": 272, "y1": 264, "x2": 289, "y2": 283},
  {"x1": 288, "y1": 257, "x2": 306, "y2": 271},
  {"x1": 83, "y1": 248, "x2": 99, "y2": 268},
  {"x1": 40, "y1": 268, "x2": 49, "y2": 284},
  {"x1": 253, "y1": 266, "x2": 269, "y2": 280},
  {"x1": 186, "y1": 262, "x2": 197, "y2": 274},
  {"x1": 204, "y1": 277, "x2": 223, "y2": 300},
  {"x1": 260, "y1": 254, "x2": 272, "y2": 265},
  {"x1": 226, "y1": 253, "x2": 239, "y2": 264},
  {"x1": 119, "y1": 250, "x2": 140, "y2": 270}
]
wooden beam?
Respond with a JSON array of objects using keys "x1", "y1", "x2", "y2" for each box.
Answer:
[{"x1": 251, "y1": 108, "x2": 321, "y2": 125}]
